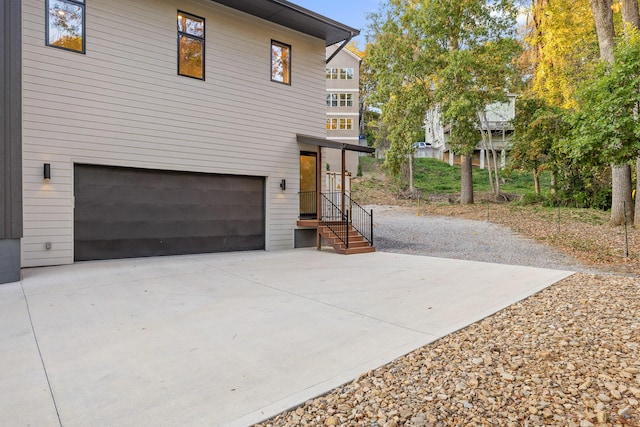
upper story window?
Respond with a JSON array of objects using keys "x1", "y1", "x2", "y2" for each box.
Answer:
[
  {"x1": 178, "y1": 12, "x2": 205, "y2": 80},
  {"x1": 326, "y1": 118, "x2": 353, "y2": 130},
  {"x1": 46, "y1": 0, "x2": 85, "y2": 53},
  {"x1": 326, "y1": 68, "x2": 354, "y2": 80},
  {"x1": 271, "y1": 40, "x2": 291, "y2": 85},
  {"x1": 326, "y1": 93, "x2": 354, "y2": 107}
]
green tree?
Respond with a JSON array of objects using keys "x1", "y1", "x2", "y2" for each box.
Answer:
[
  {"x1": 570, "y1": 29, "x2": 640, "y2": 221},
  {"x1": 366, "y1": 0, "x2": 520, "y2": 203},
  {"x1": 586, "y1": 0, "x2": 640, "y2": 225},
  {"x1": 510, "y1": 97, "x2": 569, "y2": 195}
]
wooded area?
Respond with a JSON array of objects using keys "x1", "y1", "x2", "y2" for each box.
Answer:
[{"x1": 363, "y1": 0, "x2": 640, "y2": 226}]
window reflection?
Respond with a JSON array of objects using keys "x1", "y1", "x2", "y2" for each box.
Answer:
[
  {"x1": 178, "y1": 12, "x2": 205, "y2": 80},
  {"x1": 271, "y1": 41, "x2": 291, "y2": 84},
  {"x1": 325, "y1": 68, "x2": 354, "y2": 80},
  {"x1": 47, "y1": 0, "x2": 85, "y2": 53}
]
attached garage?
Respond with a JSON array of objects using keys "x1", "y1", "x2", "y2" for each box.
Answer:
[{"x1": 74, "y1": 164, "x2": 265, "y2": 261}]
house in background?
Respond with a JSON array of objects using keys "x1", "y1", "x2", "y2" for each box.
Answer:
[
  {"x1": 424, "y1": 94, "x2": 517, "y2": 168},
  {"x1": 324, "y1": 44, "x2": 362, "y2": 178},
  {"x1": 0, "y1": 0, "x2": 374, "y2": 284}
]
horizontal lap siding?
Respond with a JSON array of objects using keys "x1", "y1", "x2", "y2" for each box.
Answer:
[{"x1": 22, "y1": 0, "x2": 326, "y2": 267}]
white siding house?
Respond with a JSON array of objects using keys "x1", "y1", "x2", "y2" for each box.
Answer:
[
  {"x1": 425, "y1": 95, "x2": 517, "y2": 168},
  {"x1": 325, "y1": 45, "x2": 362, "y2": 176},
  {"x1": 1, "y1": 0, "x2": 361, "y2": 278}
]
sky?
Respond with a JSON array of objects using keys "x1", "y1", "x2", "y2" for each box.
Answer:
[
  {"x1": 292, "y1": 1, "x2": 528, "y2": 48},
  {"x1": 291, "y1": 0, "x2": 384, "y2": 48}
]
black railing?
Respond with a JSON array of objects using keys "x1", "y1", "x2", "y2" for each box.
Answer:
[
  {"x1": 301, "y1": 190, "x2": 374, "y2": 249},
  {"x1": 299, "y1": 191, "x2": 317, "y2": 219},
  {"x1": 345, "y1": 193, "x2": 374, "y2": 246},
  {"x1": 320, "y1": 192, "x2": 349, "y2": 248}
]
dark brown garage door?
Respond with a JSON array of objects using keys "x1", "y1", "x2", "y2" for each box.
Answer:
[{"x1": 74, "y1": 164, "x2": 265, "y2": 261}]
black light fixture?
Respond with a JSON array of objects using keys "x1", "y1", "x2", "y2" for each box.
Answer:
[
  {"x1": 280, "y1": 179, "x2": 286, "y2": 191},
  {"x1": 43, "y1": 163, "x2": 51, "y2": 181}
]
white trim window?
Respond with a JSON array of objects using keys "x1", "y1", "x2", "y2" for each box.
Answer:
[
  {"x1": 339, "y1": 118, "x2": 353, "y2": 130},
  {"x1": 326, "y1": 93, "x2": 354, "y2": 107},
  {"x1": 340, "y1": 93, "x2": 354, "y2": 107},
  {"x1": 327, "y1": 118, "x2": 353, "y2": 130},
  {"x1": 325, "y1": 67, "x2": 354, "y2": 80}
]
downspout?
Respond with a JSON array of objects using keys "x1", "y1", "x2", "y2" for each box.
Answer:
[
  {"x1": 341, "y1": 147, "x2": 346, "y2": 216},
  {"x1": 316, "y1": 147, "x2": 323, "y2": 250}
]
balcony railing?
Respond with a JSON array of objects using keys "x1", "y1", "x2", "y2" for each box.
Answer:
[{"x1": 299, "y1": 191, "x2": 317, "y2": 219}]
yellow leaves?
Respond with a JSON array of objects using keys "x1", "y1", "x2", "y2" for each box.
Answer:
[
  {"x1": 346, "y1": 41, "x2": 365, "y2": 59},
  {"x1": 527, "y1": 0, "x2": 597, "y2": 108},
  {"x1": 612, "y1": 1, "x2": 622, "y2": 14}
]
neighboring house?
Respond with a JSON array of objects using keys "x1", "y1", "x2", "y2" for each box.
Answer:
[
  {"x1": 424, "y1": 94, "x2": 517, "y2": 168},
  {"x1": 325, "y1": 45, "x2": 362, "y2": 176},
  {"x1": 0, "y1": 0, "x2": 373, "y2": 284}
]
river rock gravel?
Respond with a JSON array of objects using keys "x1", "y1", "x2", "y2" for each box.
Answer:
[
  {"x1": 255, "y1": 207, "x2": 640, "y2": 427},
  {"x1": 256, "y1": 274, "x2": 640, "y2": 427}
]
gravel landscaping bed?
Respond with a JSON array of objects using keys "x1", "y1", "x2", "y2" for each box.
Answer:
[{"x1": 256, "y1": 206, "x2": 640, "y2": 427}]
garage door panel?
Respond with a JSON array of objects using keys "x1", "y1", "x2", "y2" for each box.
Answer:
[
  {"x1": 76, "y1": 217, "x2": 268, "y2": 240},
  {"x1": 76, "y1": 203, "x2": 263, "y2": 224},
  {"x1": 74, "y1": 235, "x2": 265, "y2": 260},
  {"x1": 74, "y1": 165, "x2": 265, "y2": 261}
]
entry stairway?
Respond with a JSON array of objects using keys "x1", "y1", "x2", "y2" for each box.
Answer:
[
  {"x1": 318, "y1": 222, "x2": 376, "y2": 255},
  {"x1": 298, "y1": 192, "x2": 375, "y2": 255}
]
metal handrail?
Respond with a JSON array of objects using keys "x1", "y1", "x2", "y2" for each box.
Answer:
[
  {"x1": 320, "y1": 192, "x2": 349, "y2": 248},
  {"x1": 344, "y1": 193, "x2": 374, "y2": 246}
]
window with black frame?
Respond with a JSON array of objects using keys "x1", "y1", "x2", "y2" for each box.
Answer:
[
  {"x1": 271, "y1": 40, "x2": 291, "y2": 85},
  {"x1": 46, "y1": 0, "x2": 85, "y2": 53},
  {"x1": 178, "y1": 11, "x2": 205, "y2": 80}
]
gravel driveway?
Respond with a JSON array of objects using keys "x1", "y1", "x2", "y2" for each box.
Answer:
[{"x1": 369, "y1": 205, "x2": 591, "y2": 272}]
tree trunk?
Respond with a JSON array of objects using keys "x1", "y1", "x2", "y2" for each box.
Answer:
[
  {"x1": 611, "y1": 164, "x2": 633, "y2": 225},
  {"x1": 533, "y1": 168, "x2": 541, "y2": 195},
  {"x1": 479, "y1": 112, "x2": 501, "y2": 197},
  {"x1": 479, "y1": 127, "x2": 495, "y2": 195},
  {"x1": 490, "y1": 145, "x2": 501, "y2": 196},
  {"x1": 408, "y1": 152, "x2": 415, "y2": 194},
  {"x1": 460, "y1": 154, "x2": 474, "y2": 204},
  {"x1": 486, "y1": 124, "x2": 499, "y2": 196},
  {"x1": 590, "y1": 0, "x2": 616, "y2": 64},
  {"x1": 622, "y1": 0, "x2": 640, "y2": 32},
  {"x1": 486, "y1": 148, "x2": 495, "y2": 194},
  {"x1": 635, "y1": 157, "x2": 640, "y2": 226},
  {"x1": 621, "y1": 1, "x2": 640, "y2": 225},
  {"x1": 591, "y1": 1, "x2": 623, "y2": 223}
]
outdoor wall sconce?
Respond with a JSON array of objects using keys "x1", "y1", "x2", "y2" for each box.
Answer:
[
  {"x1": 43, "y1": 163, "x2": 51, "y2": 181},
  {"x1": 280, "y1": 179, "x2": 286, "y2": 191}
]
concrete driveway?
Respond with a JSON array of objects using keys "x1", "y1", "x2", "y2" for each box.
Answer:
[{"x1": 1, "y1": 249, "x2": 572, "y2": 426}]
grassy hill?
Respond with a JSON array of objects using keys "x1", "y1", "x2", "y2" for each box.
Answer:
[{"x1": 355, "y1": 157, "x2": 548, "y2": 201}]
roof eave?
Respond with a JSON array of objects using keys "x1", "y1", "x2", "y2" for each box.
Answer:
[{"x1": 209, "y1": 0, "x2": 360, "y2": 46}]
